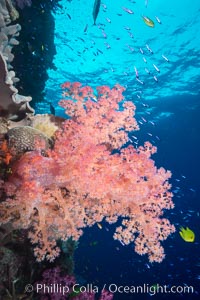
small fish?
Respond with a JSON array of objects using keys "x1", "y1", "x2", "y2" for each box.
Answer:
[
  {"x1": 155, "y1": 16, "x2": 162, "y2": 24},
  {"x1": 179, "y1": 227, "x2": 195, "y2": 242},
  {"x1": 119, "y1": 240, "x2": 125, "y2": 246},
  {"x1": 84, "y1": 24, "x2": 88, "y2": 32},
  {"x1": 93, "y1": 0, "x2": 101, "y2": 25},
  {"x1": 122, "y1": 7, "x2": 134, "y2": 14},
  {"x1": 149, "y1": 121, "x2": 155, "y2": 126},
  {"x1": 106, "y1": 17, "x2": 111, "y2": 23},
  {"x1": 145, "y1": 263, "x2": 151, "y2": 269},
  {"x1": 124, "y1": 26, "x2": 131, "y2": 30},
  {"x1": 91, "y1": 96, "x2": 97, "y2": 102},
  {"x1": 127, "y1": 45, "x2": 134, "y2": 52},
  {"x1": 139, "y1": 48, "x2": 144, "y2": 54},
  {"x1": 66, "y1": 13, "x2": 71, "y2": 20},
  {"x1": 66, "y1": 44, "x2": 74, "y2": 51},
  {"x1": 134, "y1": 66, "x2": 139, "y2": 78},
  {"x1": 141, "y1": 117, "x2": 147, "y2": 122},
  {"x1": 128, "y1": 31, "x2": 134, "y2": 38},
  {"x1": 104, "y1": 42, "x2": 111, "y2": 49},
  {"x1": 97, "y1": 48, "x2": 103, "y2": 54},
  {"x1": 142, "y1": 16, "x2": 155, "y2": 27},
  {"x1": 97, "y1": 223, "x2": 102, "y2": 229},
  {"x1": 143, "y1": 57, "x2": 147, "y2": 63},
  {"x1": 144, "y1": 67, "x2": 150, "y2": 74},
  {"x1": 101, "y1": 30, "x2": 107, "y2": 38},
  {"x1": 153, "y1": 64, "x2": 160, "y2": 72},
  {"x1": 181, "y1": 174, "x2": 186, "y2": 179},
  {"x1": 131, "y1": 135, "x2": 138, "y2": 140},
  {"x1": 136, "y1": 78, "x2": 144, "y2": 85},
  {"x1": 153, "y1": 75, "x2": 158, "y2": 82},
  {"x1": 162, "y1": 54, "x2": 169, "y2": 62},
  {"x1": 78, "y1": 37, "x2": 85, "y2": 42},
  {"x1": 146, "y1": 44, "x2": 153, "y2": 54}
]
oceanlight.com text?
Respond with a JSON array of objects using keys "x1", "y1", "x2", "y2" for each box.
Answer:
[
  {"x1": 25, "y1": 283, "x2": 194, "y2": 296},
  {"x1": 106, "y1": 283, "x2": 194, "y2": 295}
]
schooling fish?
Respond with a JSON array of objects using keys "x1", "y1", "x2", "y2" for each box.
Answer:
[
  {"x1": 162, "y1": 54, "x2": 169, "y2": 62},
  {"x1": 93, "y1": 0, "x2": 101, "y2": 25},
  {"x1": 122, "y1": 7, "x2": 134, "y2": 14},
  {"x1": 84, "y1": 24, "x2": 88, "y2": 32},
  {"x1": 153, "y1": 63, "x2": 160, "y2": 73},
  {"x1": 134, "y1": 66, "x2": 139, "y2": 78},
  {"x1": 146, "y1": 44, "x2": 153, "y2": 54},
  {"x1": 155, "y1": 16, "x2": 162, "y2": 24}
]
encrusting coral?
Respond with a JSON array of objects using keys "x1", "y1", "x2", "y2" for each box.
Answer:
[
  {"x1": 6, "y1": 126, "x2": 52, "y2": 155},
  {"x1": 0, "y1": 82, "x2": 175, "y2": 263}
]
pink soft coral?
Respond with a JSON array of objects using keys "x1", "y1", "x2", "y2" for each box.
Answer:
[{"x1": 0, "y1": 83, "x2": 175, "y2": 262}]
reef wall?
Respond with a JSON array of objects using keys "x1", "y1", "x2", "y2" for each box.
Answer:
[{"x1": 0, "y1": 0, "x2": 33, "y2": 120}]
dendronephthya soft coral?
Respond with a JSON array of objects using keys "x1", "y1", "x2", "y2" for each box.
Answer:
[{"x1": 0, "y1": 82, "x2": 175, "y2": 262}]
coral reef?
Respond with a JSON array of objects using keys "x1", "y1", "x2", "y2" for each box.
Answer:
[{"x1": 0, "y1": 82, "x2": 175, "y2": 264}]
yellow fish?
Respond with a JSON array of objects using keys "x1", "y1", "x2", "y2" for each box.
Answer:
[
  {"x1": 142, "y1": 16, "x2": 155, "y2": 27},
  {"x1": 179, "y1": 227, "x2": 195, "y2": 242}
]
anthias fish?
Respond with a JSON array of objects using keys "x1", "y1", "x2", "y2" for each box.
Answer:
[{"x1": 93, "y1": 0, "x2": 101, "y2": 25}]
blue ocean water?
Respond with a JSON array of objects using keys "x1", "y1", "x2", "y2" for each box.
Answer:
[
  {"x1": 39, "y1": 0, "x2": 200, "y2": 299},
  {"x1": 42, "y1": 0, "x2": 200, "y2": 112}
]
